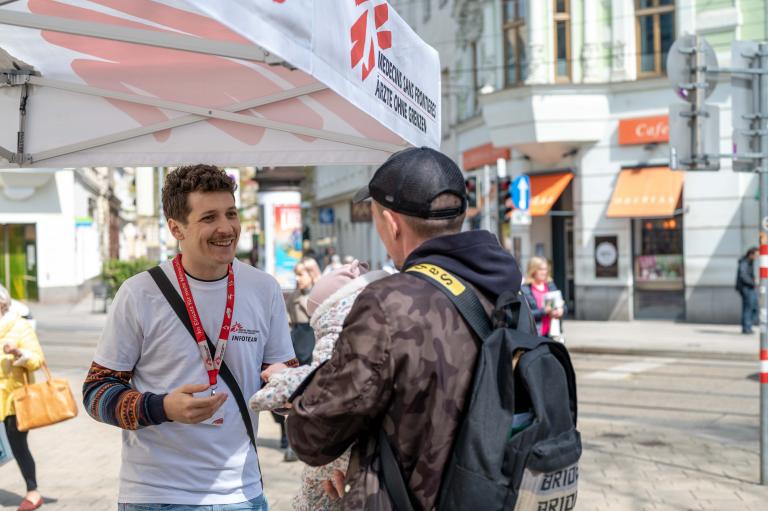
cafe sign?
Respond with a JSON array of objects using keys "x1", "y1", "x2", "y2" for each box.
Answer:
[{"x1": 618, "y1": 115, "x2": 669, "y2": 145}]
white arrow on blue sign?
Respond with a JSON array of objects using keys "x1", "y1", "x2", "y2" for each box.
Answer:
[{"x1": 511, "y1": 175, "x2": 530, "y2": 211}]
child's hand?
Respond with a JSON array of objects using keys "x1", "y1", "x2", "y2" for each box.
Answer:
[{"x1": 261, "y1": 363, "x2": 288, "y2": 383}]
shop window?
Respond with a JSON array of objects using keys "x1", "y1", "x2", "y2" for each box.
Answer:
[
  {"x1": 633, "y1": 214, "x2": 685, "y2": 320},
  {"x1": 503, "y1": 0, "x2": 528, "y2": 87},
  {"x1": 553, "y1": 0, "x2": 571, "y2": 82},
  {"x1": 635, "y1": 0, "x2": 675, "y2": 77}
]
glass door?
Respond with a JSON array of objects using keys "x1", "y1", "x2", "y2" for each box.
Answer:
[
  {"x1": 632, "y1": 215, "x2": 684, "y2": 320},
  {"x1": 0, "y1": 224, "x2": 38, "y2": 300}
]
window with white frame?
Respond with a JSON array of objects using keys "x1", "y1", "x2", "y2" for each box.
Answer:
[
  {"x1": 503, "y1": 0, "x2": 528, "y2": 87},
  {"x1": 635, "y1": 0, "x2": 675, "y2": 77}
]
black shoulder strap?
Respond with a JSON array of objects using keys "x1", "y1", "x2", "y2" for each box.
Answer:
[
  {"x1": 378, "y1": 429, "x2": 416, "y2": 511},
  {"x1": 147, "y1": 266, "x2": 258, "y2": 453},
  {"x1": 405, "y1": 263, "x2": 492, "y2": 340},
  {"x1": 374, "y1": 263, "x2": 492, "y2": 511}
]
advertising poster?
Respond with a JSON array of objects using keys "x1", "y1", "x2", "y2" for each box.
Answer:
[
  {"x1": 274, "y1": 204, "x2": 303, "y2": 289},
  {"x1": 594, "y1": 236, "x2": 619, "y2": 278}
]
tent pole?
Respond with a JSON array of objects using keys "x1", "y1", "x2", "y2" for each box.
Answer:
[
  {"x1": 27, "y1": 76, "x2": 404, "y2": 157},
  {"x1": 0, "y1": 144, "x2": 14, "y2": 161},
  {"x1": 0, "y1": 10, "x2": 278, "y2": 63}
]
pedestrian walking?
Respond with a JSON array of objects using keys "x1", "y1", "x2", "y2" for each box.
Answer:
[
  {"x1": 251, "y1": 260, "x2": 389, "y2": 510},
  {"x1": 301, "y1": 256, "x2": 322, "y2": 283},
  {"x1": 521, "y1": 257, "x2": 567, "y2": 340},
  {"x1": 82, "y1": 164, "x2": 298, "y2": 510},
  {"x1": 0, "y1": 284, "x2": 45, "y2": 511},
  {"x1": 286, "y1": 147, "x2": 525, "y2": 509},
  {"x1": 736, "y1": 247, "x2": 759, "y2": 334}
]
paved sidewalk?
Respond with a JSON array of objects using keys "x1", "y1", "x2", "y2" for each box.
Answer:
[
  {"x1": 566, "y1": 320, "x2": 758, "y2": 361},
  {"x1": 3, "y1": 367, "x2": 768, "y2": 510}
]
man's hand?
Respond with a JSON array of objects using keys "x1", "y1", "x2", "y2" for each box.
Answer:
[
  {"x1": 261, "y1": 363, "x2": 288, "y2": 383},
  {"x1": 321, "y1": 469, "x2": 347, "y2": 501},
  {"x1": 163, "y1": 383, "x2": 227, "y2": 424},
  {"x1": 3, "y1": 343, "x2": 21, "y2": 358}
]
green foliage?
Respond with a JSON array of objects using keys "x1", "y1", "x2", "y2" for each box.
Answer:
[{"x1": 102, "y1": 258, "x2": 155, "y2": 297}]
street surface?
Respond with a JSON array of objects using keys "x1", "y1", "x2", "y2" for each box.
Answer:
[{"x1": 2, "y1": 301, "x2": 768, "y2": 510}]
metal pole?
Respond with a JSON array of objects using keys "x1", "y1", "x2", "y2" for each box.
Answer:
[
  {"x1": 758, "y1": 42, "x2": 768, "y2": 486},
  {"x1": 692, "y1": 35, "x2": 705, "y2": 169},
  {"x1": 158, "y1": 167, "x2": 167, "y2": 263},
  {"x1": 482, "y1": 164, "x2": 491, "y2": 232}
]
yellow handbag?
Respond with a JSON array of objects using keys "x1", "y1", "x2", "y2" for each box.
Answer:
[{"x1": 11, "y1": 361, "x2": 78, "y2": 432}]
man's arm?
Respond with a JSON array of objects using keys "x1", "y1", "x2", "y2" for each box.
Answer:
[
  {"x1": 82, "y1": 362, "x2": 168, "y2": 430},
  {"x1": 287, "y1": 291, "x2": 392, "y2": 466}
]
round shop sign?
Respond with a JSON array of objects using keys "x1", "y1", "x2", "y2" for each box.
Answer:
[{"x1": 595, "y1": 241, "x2": 618, "y2": 267}]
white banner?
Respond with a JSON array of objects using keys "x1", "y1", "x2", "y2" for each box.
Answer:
[{"x1": 0, "y1": 0, "x2": 440, "y2": 168}]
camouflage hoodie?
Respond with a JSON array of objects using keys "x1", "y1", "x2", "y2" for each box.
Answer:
[{"x1": 287, "y1": 230, "x2": 523, "y2": 510}]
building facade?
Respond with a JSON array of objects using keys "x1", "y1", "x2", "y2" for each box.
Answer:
[
  {"x1": 0, "y1": 168, "x2": 109, "y2": 302},
  {"x1": 371, "y1": 0, "x2": 767, "y2": 323}
]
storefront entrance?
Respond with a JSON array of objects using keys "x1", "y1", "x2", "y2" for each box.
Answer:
[
  {"x1": 632, "y1": 215, "x2": 684, "y2": 320},
  {"x1": 0, "y1": 224, "x2": 38, "y2": 301},
  {"x1": 552, "y1": 215, "x2": 575, "y2": 316}
]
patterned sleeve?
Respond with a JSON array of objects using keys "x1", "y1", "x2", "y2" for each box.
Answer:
[{"x1": 82, "y1": 362, "x2": 169, "y2": 430}]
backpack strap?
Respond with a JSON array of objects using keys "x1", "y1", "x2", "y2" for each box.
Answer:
[
  {"x1": 374, "y1": 263, "x2": 492, "y2": 511},
  {"x1": 378, "y1": 429, "x2": 417, "y2": 511},
  {"x1": 147, "y1": 267, "x2": 260, "y2": 456},
  {"x1": 405, "y1": 263, "x2": 492, "y2": 340}
]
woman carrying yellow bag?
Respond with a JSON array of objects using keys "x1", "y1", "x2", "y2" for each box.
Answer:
[{"x1": 1, "y1": 284, "x2": 44, "y2": 511}]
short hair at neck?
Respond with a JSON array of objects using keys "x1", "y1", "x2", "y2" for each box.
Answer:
[{"x1": 387, "y1": 193, "x2": 466, "y2": 239}]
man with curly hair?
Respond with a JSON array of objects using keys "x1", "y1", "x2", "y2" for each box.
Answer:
[{"x1": 84, "y1": 165, "x2": 297, "y2": 510}]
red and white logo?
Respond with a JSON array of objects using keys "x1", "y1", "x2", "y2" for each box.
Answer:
[{"x1": 351, "y1": 0, "x2": 392, "y2": 81}]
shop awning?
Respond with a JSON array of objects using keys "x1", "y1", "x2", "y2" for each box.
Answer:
[
  {"x1": 529, "y1": 172, "x2": 573, "y2": 216},
  {"x1": 606, "y1": 167, "x2": 684, "y2": 218}
]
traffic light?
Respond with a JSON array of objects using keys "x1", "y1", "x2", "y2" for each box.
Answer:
[
  {"x1": 465, "y1": 176, "x2": 477, "y2": 209},
  {"x1": 497, "y1": 177, "x2": 511, "y2": 221}
]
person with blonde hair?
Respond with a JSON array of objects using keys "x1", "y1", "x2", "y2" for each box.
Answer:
[
  {"x1": 301, "y1": 257, "x2": 322, "y2": 284},
  {"x1": 1, "y1": 285, "x2": 45, "y2": 511},
  {"x1": 276, "y1": 258, "x2": 319, "y2": 461},
  {"x1": 521, "y1": 257, "x2": 567, "y2": 338}
]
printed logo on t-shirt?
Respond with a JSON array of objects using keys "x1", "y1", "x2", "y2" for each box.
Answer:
[{"x1": 230, "y1": 321, "x2": 260, "y2": 343}]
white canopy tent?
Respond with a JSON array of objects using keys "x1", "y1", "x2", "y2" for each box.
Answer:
[{"x1": 0, "y1": 0, "x2": 441, "y2": 168}]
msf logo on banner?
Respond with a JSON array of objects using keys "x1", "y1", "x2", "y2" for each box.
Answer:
[{"x1": 351, "y1": 0, "x2": 392, "y2": 81}]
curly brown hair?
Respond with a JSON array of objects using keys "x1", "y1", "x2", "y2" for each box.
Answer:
[{"x1": 162, "y1": 164, "x2": 237, "y2": 223}]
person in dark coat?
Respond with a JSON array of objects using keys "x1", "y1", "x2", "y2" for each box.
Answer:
[{"x1": 736, "y1": 247, "x2": 758, "y2": 334}]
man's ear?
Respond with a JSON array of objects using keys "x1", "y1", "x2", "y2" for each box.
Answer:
[
  {"x1": 167, "y1": 218, "x2": 185, "y2": 241},
  {"x1": 381, "y1": 209, "x2": 400, "y2": 240}
]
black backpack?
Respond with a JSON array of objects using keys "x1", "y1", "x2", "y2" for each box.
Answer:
[{"x1": 379, "y1": 263, "x2": 581, "y2": 511}]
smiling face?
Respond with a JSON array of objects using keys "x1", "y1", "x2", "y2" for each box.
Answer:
[{"x1": 168, "y1": 191, "x2": 240, "y2": 279}]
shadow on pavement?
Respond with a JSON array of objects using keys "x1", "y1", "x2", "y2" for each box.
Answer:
[{"x1": 0, "y1": 489, "x2": 58, "y2": 507}]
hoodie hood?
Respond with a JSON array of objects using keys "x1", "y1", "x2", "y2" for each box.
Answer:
[{"x1": 403, "y1": 230, "x2": 523, "y2": 301}]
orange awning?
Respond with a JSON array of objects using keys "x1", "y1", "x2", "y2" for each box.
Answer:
[
  {"x1": 530, "y1": 172, "x2": 574, "y2": 216},
  {"x1": 606, "y1": 167, "x2": 684, "y2": 218}
]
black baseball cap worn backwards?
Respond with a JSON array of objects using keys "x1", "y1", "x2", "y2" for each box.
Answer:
[{"x1": 353, "y1": 147, "x2": 468, "y2": 219}]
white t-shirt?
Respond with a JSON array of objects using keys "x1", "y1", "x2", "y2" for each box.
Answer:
[{"x1": 95, "y1": 259, "x2": 294, "y2": 505}]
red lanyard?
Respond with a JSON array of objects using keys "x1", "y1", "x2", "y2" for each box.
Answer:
[{"x1": 172, "y1": 254, "x2": 235, "y2": 387}]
